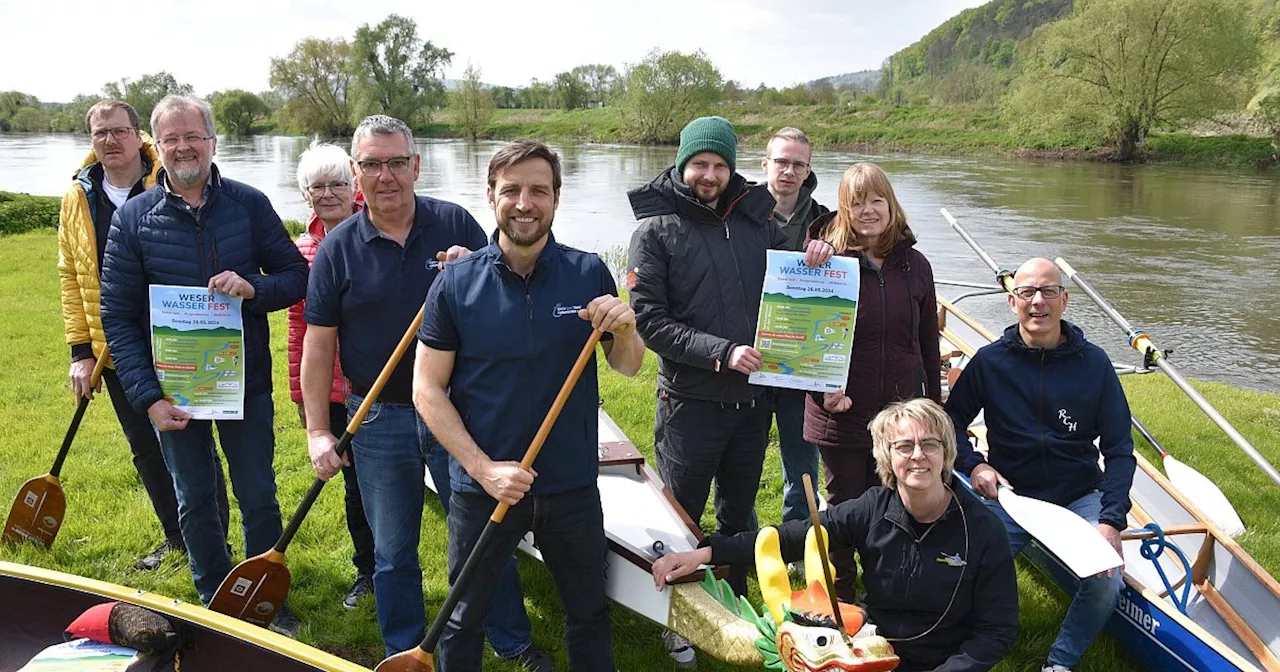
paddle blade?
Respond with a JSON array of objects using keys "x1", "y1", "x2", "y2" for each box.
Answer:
[
  {"x1": 208, "y1": 549, "x2": 290, "y2": 627},
  {"x1": 3, "y1": 474, "x2": 65, "y2": 548},
  {"x1": 1162, "y1": 454, "x2": 1246, "y2": 537},
  {"x1": 997, "y1": 488, "x2": 1121, "y2": 578},
  {"x1": 374, "y1": 647, "x2": 435, "y2": 672}
]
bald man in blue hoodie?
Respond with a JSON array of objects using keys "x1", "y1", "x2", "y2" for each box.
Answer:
[{"x1": 945, "y1": 257, "x2": 1135, "y2": 672}]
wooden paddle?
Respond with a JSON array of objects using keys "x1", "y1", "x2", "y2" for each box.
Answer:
[
  {"x1": 208, "y1": 304, "x2": 426, "y2": 627},
  {"x1": 802, "y1": 472, "x2": 850, "y2": 645},
  {"x1": 996, "y1": 486, "x2": 1122, "y2": 578},
  {"x1": 4, "y1": 352, "x2": 109, "y2": 547},
  {"x1": 1131, "y1": 416, "x2": 1245, "y2": 537},
  {"x1": 375, "y1": 328, "x2": 604, "y2": 672}
]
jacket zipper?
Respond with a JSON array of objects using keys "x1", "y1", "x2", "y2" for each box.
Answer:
[
  {"x1": 877, "y1": 267, "x2": 887, "y2": 404},
  {"x1": 1039, "y1": 349, "x2": 1049, "y2": 488}
]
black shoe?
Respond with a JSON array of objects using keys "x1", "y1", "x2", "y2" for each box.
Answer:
[
  {"x1": 135, "y1": 539, "x2": 185, "y2": 571},
  {"x1": 269, "y1": 603, "x2": 300, "y2": 639},
  {"x1": 342, "y1": 574, "x2": 374, "y2": 611},
  {"x1": 503, "y1": 646, "x2": 553, "y2": 672}
]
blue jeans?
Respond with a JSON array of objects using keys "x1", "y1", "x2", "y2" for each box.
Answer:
[
  {"x1": 439, "y1": 486, "x2": 614, "y2": 671},
  {"x1": 773, "y1": 388, "x2": 819, "y2": 524},
  {"x1": 985, "y1": 490, "x2": 1123, "y2": 667},
  {"x1": 347, "y1": 394, "x2": 532, "y2": 658},
  {"x1": 157, "y1": 392, "x2": 282, "y2": 603}
]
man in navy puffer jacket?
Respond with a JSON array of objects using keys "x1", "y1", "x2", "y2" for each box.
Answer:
[
  {"x1": 100, "y1": 96, "x2": 307, "y2": 628},
  {"x1": 945, "y1": 258, "x2": 1135, "y2": 672}
]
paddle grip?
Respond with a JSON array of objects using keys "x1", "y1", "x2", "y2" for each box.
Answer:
[{"x1": 490, "y1": 329, "x2": 604, "y2": 525}]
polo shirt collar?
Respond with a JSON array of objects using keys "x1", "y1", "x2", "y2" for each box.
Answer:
[
  {"x1": 357, "y1": 198, "x2": 421, "y2": 245},
  {"x1": 485, "y1": 230, "x2": 562, "y2": 272}
]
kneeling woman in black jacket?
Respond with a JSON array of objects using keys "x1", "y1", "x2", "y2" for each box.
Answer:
[{"x1": 652, "y1": 398, "x2": 1018, "y2": 672}]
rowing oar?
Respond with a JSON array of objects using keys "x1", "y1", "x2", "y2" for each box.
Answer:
[
  {"x1": 940, "y1": 208, "x2": 1260, "y2": 521},
  {"x1": 802, "y1": 473, "x2": 850, "y2": 645},
  {"x1": 1054, "y1": 257, "x2": 1280, "y2": 489},
  {"x1": 4, "y1": 351, "x2": 109, "y2": 547},
  {"x1": 375, "y1": 328, "x2": 604, "y2": 672},
  {"x1": 1131, "y1": 416, "x2": 1245, "y2": 536},
  {"x1": 209, "y1": 304, "x2": 427, "y2": 627}
]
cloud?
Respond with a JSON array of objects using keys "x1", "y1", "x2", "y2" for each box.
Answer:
[{"x1": 1, "y1": 0, "x2": 988, "y2": 102}]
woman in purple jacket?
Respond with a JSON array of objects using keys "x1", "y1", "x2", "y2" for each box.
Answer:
[{"x1": 804, "y1": 162, "x2": 941, "y2": 602}]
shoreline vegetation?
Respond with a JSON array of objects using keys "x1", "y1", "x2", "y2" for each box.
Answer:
[{"x1": 3, "y1": 224, "x2": 1279, "y2": 669}]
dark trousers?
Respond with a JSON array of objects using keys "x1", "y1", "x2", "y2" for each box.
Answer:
[
  {"x1": 326, "y1": 402, "x2": 375, "y2": 577},
  {"x1": 438, "y1": 486, "x2": 613, "y2": 671},
  {"x1": 654, "y1": 390, "x2": 770, "y2": 596},
  {"x1": 818, "y1": 424, "x2": 877, "y2": 603},
  {"x1": 102, "y1": 367, "x2": 229, "y2": 545}
]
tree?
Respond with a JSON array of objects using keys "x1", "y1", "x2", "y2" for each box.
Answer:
[
  {"x1": 351, "y1": 14, "x2": 453, "y2": 126},
  {"x1": 209, "y1": 90, "x2": 270, "y2": 135},
  {"x1": 1007, "y1": 0, "x2": 1257, "y2": 160},
  {"x1": 490, "y1": 86, "x2": 519, "y2": 109},
  {"x1": 0, "y1": 91, "x2": 40, "y2": 131},
  {"x1": 102, "y1": 72, "x2": 194, "y2": 131},
  {"x1": 571, "y1": 64, "x2": 617, "y2": 107},
  {"x1": 614, "y1": 49, "x2": 723, "y2": 143},
  {"x1": 553, "y1": 70, "x2": 588, "y2": 110},
  {"x1": 520, "y1": 79, "x2": 555, "y2": 108},
  {"x1": 269, "y1": 37, "x2": 357, "y2": 137},
  {"x1": 449, "y1": 63, "x2": 493, "y2": 140}
]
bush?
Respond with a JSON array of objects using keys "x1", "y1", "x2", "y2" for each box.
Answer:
[
  {"x1": 0, "y1": 192, "x2": 60, "y2": 236},
  {"x1": 282, "y1": 219, "x2": 306, "y2": 238}
]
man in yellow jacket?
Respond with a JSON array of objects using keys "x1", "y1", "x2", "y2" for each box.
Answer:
[{"x1": 58, "y1": 100, "x2": 228, "y2": 570}]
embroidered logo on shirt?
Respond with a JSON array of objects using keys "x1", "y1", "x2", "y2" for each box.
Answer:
[
  {"x1": 1058, "y1": 408, "x2": 1078, "y2": 432},
  {"x1": 426, "y1": 259, "x2": 443, "y2": 271},
  {"x1": 552, "y1": 303, "x2": 583, "y2": 318},
  {"x1": 936, "y1": 552, "x2": 967, "y2": 568}
]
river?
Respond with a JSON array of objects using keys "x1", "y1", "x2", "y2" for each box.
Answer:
[{"x1": 3, "y1": 133, "x2": 1278, "y2": 392}]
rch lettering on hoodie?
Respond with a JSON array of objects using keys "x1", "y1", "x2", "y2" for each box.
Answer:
[{"x1": 1058, "y1": 408, "x2": 1077, "y2": 432}]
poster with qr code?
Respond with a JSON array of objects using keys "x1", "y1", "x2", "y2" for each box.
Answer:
[{"x1": 749, "y1": 251, "x2": 858, "y2": 392}]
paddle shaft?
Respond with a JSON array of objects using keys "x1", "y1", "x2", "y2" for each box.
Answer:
[
  {"x1": 415, "y1": 328, "x2": 603, "y2": 658},
  {"x1": 51, "y1": 354, "x2": 110, "y2": 478},
  {"x1": 802, "y1": 473, "x2": 848, "y2": 639},
  {"x1": 1130, "y1": 416, "x2": 1170, "y2": 458},
  {"x1": 1056, "y1": 257, "x2": 1280, "y2": 488},
  {"x1": 273, "y1": 305, "x2": 426, "y2": 554}
]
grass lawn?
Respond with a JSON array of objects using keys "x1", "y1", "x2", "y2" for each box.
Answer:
[{"x1": 2, "y1": 228, "x2": 1277, "y2": 670}]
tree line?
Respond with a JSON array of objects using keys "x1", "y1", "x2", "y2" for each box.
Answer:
[{"x1": 3, "y1": 0, "x2": 1280, "y2": 158}]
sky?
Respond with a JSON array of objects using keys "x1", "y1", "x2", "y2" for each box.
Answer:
[{"x1": 2, "y1": 0, "x2": 989, "y2": 103}]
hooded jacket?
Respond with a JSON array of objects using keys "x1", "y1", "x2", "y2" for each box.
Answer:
[
  {"x1": 801, "y1": 211, "x2": 941, "y2": 449},
  {"x1": 945, "y1": 321, "x2": 1136, "y2": 530},
  {"x1": 773, "y1": 171, "x2": 830, "y2": 252},
  {"x1": 57, "y1": 135, "x2": 162, "y2": 365},
  {"x1": 627, "y1": 167, "x2": 784, "y2": 404},
  {"x1": 708, "y1": 486, "x2": 1018, "y2": 671}
]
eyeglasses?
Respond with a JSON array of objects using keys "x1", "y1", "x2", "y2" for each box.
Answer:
[
  {"x1": 306, "y1": 181, "x2": 352, "y2": 197},
  {"x1": 356, "y1": 156, "x2": 413, "y2": 177},
  {"x1": 1011, "y1": 285, "x2": 1065, "y2": 301},
  {"x1": 91, "y1": 127, "x2": 136, "y2": 141},
  {"x1": 767, "y1": 158, "x2": 810, "y2": 174},
  {"x1": 158, "y1": 135, "x2": 214, "y2": 149},
  {"x1": 890, "y1": 438, "x2": 945, "y2": 457}
]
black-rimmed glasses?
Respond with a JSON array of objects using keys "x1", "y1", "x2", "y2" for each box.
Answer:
[{"x1": 1011, "y1": 285, "x2": 1065, "y2": 300}]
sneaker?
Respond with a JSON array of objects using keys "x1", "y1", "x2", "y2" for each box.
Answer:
[
  {"x1": 503, "y1": 646, "x2": 553, "y2": 672},
  {"x1": 342, "y1": 574, "x2": 374, "y2": 611},
  {"x1": 135, "y1": 539, "x2": 185, "y2": 571},
  {"x1": 269, "y1": 603, "x2": 300, "y2": 639},
  {"x1": 1042, "y1": 664, "x2": 1072, "y2": 672},
  {"x1": 662, "y1": 629, "x2": 696, "y2": 668}
]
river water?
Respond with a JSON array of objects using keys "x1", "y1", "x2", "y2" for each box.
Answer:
[{"x1": 3, "y1": 133, "x2": 1278, "y2": 392}]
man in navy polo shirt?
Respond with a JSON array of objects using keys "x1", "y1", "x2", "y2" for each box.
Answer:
[
  {"x1": 301, "y1": 116, "x2": 547, "y2": 667},
  {"x1": 415, "y1": 140, "x2": 645, "y2": 670}
]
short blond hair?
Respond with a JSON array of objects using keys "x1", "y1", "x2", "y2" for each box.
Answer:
[{"x1": 869, "y1": 398, "x2": 957, "y2": 489}]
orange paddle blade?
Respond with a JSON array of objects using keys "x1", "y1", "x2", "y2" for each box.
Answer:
[
  {"x1": 208, "y1": 549, "x2": 291, "y2": 627},
  {"x1": 3, "y1": 474, "x2": 65, "y2": 548},
  {"x1": 374, "y1": 647, "x2": 435, "y2": 672}
]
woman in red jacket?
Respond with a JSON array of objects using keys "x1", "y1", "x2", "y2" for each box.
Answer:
[
  {"x1": 804, "y1": 162, "x2": 941, "y2": 602},
  {"x1": 286, "y1": 141, "x2": 374, "y2": 612}
]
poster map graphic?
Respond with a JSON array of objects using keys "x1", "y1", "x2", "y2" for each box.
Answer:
[
  {"x1": 149, "y1": 285, "x2": 244, "y2": 419},
  {"x1": 749, "y1": 250, "x2": 859, "y2": 392}
]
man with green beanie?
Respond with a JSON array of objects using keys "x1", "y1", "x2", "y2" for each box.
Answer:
[{"x1": 626, "y1": 116, "x2": 832, "y2": 666}]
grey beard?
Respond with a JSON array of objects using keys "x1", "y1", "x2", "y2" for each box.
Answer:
[{"x1": 166, "y1": 161, "x2": 208, "y2": 187}]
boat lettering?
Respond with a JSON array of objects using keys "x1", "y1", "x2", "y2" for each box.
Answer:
[{"x1": 1117, "y1": 591, "x2": 1160, "y2": 635}]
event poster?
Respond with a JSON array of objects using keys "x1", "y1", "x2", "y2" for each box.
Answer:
[
  {"x1": 749, "y1": 250, "x2": 859, "y2": 392},
  {"x1": 149, "y1": 285, "x2": 244, "y2": 419}
]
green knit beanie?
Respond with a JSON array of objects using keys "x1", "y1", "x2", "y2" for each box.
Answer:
[{"x1": 676, "y1": 116, "x2": 737, "y2": 174}]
